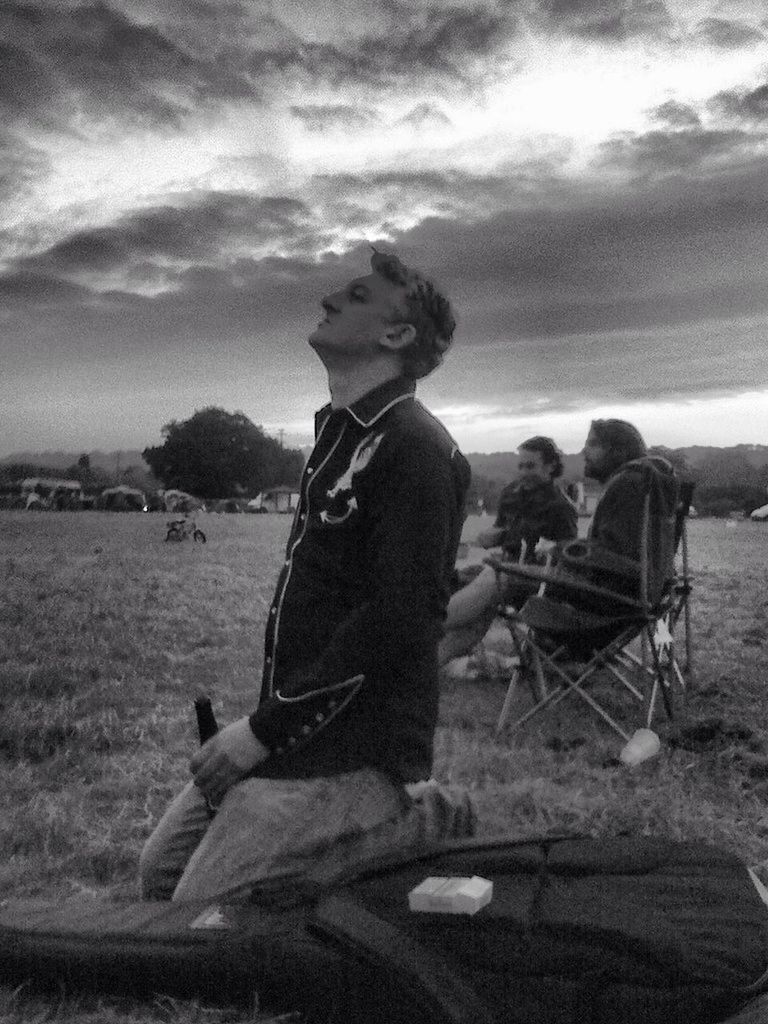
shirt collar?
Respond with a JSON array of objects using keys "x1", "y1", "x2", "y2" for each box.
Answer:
[{"x1": 315, "y1": 376, "x2": 415, "y2": 434}]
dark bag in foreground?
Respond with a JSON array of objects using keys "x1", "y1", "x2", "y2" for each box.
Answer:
[
  {"x1": 309, "y1": 835, "x2": 768, "y2": 1023},
  {"x1": 1, "y1": 836, "x2": 767, "y2": 1023}
]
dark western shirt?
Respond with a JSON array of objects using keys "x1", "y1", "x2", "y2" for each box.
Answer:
[
  {"x1": 248, "y1": 376, "x2": 471, "y2": 784},
  {"x1": 494, "y1": 479, "x2": 578, "y2": 562}
]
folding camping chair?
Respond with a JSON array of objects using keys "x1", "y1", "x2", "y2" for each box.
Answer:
[{"x1": 490, "y1": 481, "x2": 694, "y2": 741}]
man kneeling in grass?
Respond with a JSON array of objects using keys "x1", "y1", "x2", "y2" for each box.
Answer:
[{"x1": 140, "y1": 249, "x2": 474, "y2": 903}]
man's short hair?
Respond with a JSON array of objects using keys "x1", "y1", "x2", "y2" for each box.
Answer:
[
  {"x1": 371, "y1": 248, "x2": 455, "y2": 380},
  {"x1": 519, "y1": 436, "x2": 564, "y2": 478},
  {"x1": 590, "y1": 419, "x2": 647, "y2": 466}
]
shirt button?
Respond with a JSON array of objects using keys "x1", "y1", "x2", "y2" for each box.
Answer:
[
  {"x1": 301, "y1": 724, "x2": 311, "y2": 735},
  {"x1": 275, "y1": 747, "x2": 284, "y2": 755},
  {"x1": 270, "y1": 608, "x2": 276, "y2": 616},
  {"x1": 287, "y1": 736, "x2": 297, "y2": 747},
  {"x1": 306, "y1": 467, "x2": 314, "y2": 475},
  {"x1": 315, "y1": 712, "x2": 324, "y2": 722},
  {"x1": 328, "y1": 699, "x2": 337, "y2": 710},
  {"x1": 265, "y1": 656, "x2": 272, "y2": 665}
]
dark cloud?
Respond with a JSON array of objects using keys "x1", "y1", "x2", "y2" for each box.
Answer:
[
  {"x1": 5, "y1": 159, "x2": 768, "y2": 383},
  {"x1": 0, "y1": 1, "x2": 518, "y2": 154},
  {"x1": 649, "y1": 100, "x2": 700, "y2": 129},
  {"x1": 245, "y1": 3, "x2": 519, "y2": 90},
  {"x1": 380, "y1": 3, "x2": 518, "y2": 70},
  {"x1": 397, "y1": 103, "x2": 452, "y2": 128},
  {"x1": 533, "y1": 0, "x2": 673, "y2": 41},
  {"x1": 0, "y1": 270, "x2": 93, "y2": 305},
  {"x1": 710, "y1": 82, "x2": 768, "y2": 124},
  {"x1": 3, "y1": 196, "x2": 767, "y2": 433},
  {"x1": 389, "y1": 160, "x2": 768, "y2": 355},
  {"x1": 693, "y1": 16, "x2": 764, "y2": 49},
  {"x1": 0, "y1": 1, "x2": 258, "y2": 131},
  {"x1": 306, "y1": 161, "x2": 570, "y2": 228},
  {"x1": 0, "y1": 41, "x2": 59, "y2": 123},
  {"x1": 126, "y1": 0, "x2": 300, "y2": 56},
  {"x1": 290, "y1": 104, "x2": 380, "y2": 131},
  {"x1": 14, "y1": 193, "x2": 316, "y2": 281},
  {"x1": 595, "y1": 126, "x2": 758, "y2": 174}
]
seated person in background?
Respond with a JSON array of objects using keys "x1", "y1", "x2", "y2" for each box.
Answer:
[
  {"x1": 438, "y1": 436, "x2": 578, "y2": 667},
  {"x1": 484, "y1": 436, "x2": 579, "y2": 564},
  {"x1": 521, "y1": 419, "x2": 680, "y2": 649}
]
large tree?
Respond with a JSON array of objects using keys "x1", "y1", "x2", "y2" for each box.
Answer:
[{"x1": 143, "y1": 407, "x2": 304, "y2": 500}]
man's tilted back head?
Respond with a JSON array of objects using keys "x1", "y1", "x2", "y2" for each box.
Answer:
[{"x1": 371, "y1": 248, "x2": 456, "y2": 380}]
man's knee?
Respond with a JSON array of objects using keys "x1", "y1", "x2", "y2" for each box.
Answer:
[{"x1": 406, "y1": 780, "x2": 476, "y2": 843}]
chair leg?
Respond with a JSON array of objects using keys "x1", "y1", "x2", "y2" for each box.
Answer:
[
  {"x1": 532, "y1": 650, "x2": 548, "y2": 702},
  {"x1": 683, "y1": 592, "x2": 694, "y2": 688},
  {"x1": 496, "y1": 668, "x2": 522, "y2": 734},
  {"x1": 500, "y1": 650, "x2": 633, "y2": 743},
  {"x1": 645, "y1": 626, "x2": 687, "y2": 727}
]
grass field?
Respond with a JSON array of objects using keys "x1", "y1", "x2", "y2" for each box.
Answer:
[{"x1": 1, "y1": 509, "x2": 767, "y2": 1022}]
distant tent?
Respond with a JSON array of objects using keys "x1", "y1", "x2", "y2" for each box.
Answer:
[
  {"x1": 750, "y1": 503, "x2": 768, "y2": 521},
  {"x1": 162, "y1": 489, "x2": 205, "y2": 513},
  {"x1": 253, "y1": 486, "x2": 300, "y2": 513},
  {"x1": 100, "y1": 485, "x2": 146, "y2": 511},
  {"x1": 21, "y1": 477, "x2": 83, "y2": 510}
]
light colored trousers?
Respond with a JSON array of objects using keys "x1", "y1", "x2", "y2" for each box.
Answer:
[
  {"x1": 439, "y1": 564, "x2": 502, "y2": 665},
  {"x1": 139, "y1": 769, "x2": 475, "y2": 903}
]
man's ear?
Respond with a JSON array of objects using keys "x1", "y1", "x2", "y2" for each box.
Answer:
[{"x1": 379, "y1": 321, "x2": 416, "y2": 352}]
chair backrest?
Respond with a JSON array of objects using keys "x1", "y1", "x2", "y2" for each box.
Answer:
[
  {"x1": 557, "y1": 461, "x2": 679, "y2": 613},
  {"x1": 638, "y1": 462, "x2": 681, "y2": 609}
]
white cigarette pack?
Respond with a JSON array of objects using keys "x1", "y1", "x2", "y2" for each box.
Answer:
[{"x1": 408, "y1": 875, "x2": 493, "y2": 915}]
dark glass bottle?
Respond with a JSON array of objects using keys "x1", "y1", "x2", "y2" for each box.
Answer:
[{"x1": 194, "y1": 695, "x2": 219, "y2": 744}]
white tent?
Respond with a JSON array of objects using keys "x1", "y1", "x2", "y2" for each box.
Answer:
[
  {"x1": 750, "y1": 503, "x2": 768, "y2": 521},
  {"x1": 162, "y1": 489, "x2": 205, "y2": 513},
  {"x1": 254, "y1": 486, "x2": 300, "y2": 513},
  {"x1": 100, "y1": 485, "x2": 146, "y2": 511}
]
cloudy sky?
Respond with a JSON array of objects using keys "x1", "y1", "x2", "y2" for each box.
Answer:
[{"x1": 2, "y1": 0, "x2": 768, "y2": 457}]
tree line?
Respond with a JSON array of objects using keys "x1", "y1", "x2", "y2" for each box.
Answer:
[
  {"x1": 142, "y1": 407, "x2": 304, "y2": 501},
  {"x1": 3, "y1": 413, "x2": 766, "y2": 517},
  {"x1": 0, "y1": 408, "x2": 305, "y2": 504}
]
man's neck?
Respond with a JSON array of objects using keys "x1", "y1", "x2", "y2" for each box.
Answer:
[{"x1": 324, "y1": 358, "x2": 405, "y2": 409}]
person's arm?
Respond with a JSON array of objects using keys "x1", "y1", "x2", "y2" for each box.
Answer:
[
  {"x1": 247, "y1": 432, "x2": 462, "y2": 761},
  {"x1": 485, "y1": 483, "x2": 517, "y2": 552},
  {"x1": 476, "y1": 526, "x2": 504, "y2": 548}
]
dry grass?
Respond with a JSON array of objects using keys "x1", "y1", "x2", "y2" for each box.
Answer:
[{"x1": 1, "y1": 509, "x2": 767, "y2": 1022}]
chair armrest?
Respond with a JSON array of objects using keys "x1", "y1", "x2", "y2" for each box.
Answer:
[{"x1": 484, "y1": 557, "x2": 644, "y2": 611}]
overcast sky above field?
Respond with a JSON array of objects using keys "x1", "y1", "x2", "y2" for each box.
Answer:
[{"x1": 2, "y1": 0, "x2": 768, "y2": 457}]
